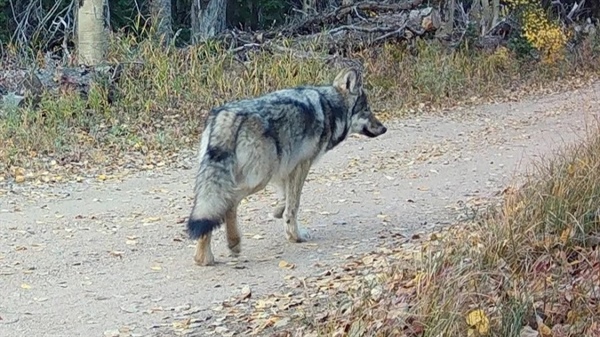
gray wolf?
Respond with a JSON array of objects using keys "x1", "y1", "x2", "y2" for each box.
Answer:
[{"x1": 186, "y1": 68, "x2": 387, "y2": 266}]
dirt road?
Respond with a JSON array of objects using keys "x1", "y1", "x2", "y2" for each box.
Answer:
[{"x1": 1, "y1": 83, "x2": 598, "y2": 337}]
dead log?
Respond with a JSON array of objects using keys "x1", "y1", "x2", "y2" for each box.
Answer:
[
  {"x1": 0, "y1": 63, "x2": 124, "y2": 110},
  {"x1": 282, "y1": 7, "x2": 441, "y2": 53},
  {"x1": 278, "y1": 0, "x2": 425, "y2": 37}
]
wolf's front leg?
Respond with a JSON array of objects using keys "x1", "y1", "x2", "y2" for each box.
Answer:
[
  {"x1": 283, "y1": 161, "x2": 312, "y2": 242},
  {"x1": 225, "y1": 206, "x2": 241, "y2": 256}
]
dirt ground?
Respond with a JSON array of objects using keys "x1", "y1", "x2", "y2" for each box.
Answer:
[{"x1": 1, "y1": 83, "x2": 599, "y2": 337}]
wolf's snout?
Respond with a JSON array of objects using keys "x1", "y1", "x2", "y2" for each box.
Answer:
[
  {"x1": 371, "y1": 122, "x2": 387, "y2": 137},
  {"x1": 362, "y1": 123, "x2": 387, "y2": 138}
]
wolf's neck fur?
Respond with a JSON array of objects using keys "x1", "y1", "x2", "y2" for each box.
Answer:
[{"x1": 326, "y1": 92, "x2": 351, "y2": 151}]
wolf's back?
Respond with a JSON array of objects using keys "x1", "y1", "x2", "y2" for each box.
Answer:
[{"x1": 187, "y1": 110, "x2": 241, "y2": 240}]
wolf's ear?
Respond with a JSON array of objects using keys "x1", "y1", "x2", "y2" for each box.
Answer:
[{"x1": 333, "y1": 68, "x2": 362, "y2": 95}]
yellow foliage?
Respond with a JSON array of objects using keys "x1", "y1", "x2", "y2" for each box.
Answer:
[
  {"x1": 505, "y1": 0, "x2": 568, "y2": 64},
  {"x1": 466, "y1": 309, "x2": 490, "y2": 336}
]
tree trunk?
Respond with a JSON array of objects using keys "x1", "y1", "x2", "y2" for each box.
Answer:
[
  {"x1": 150, "y1": 0, "x2": 173, "y2": 46},
  {"x1": 76, "y1": 0, "x2": 107, "y2": 65},
  {"x1": 492, "y1": 0, "x2": 500, "y2": 27},
  {"x1": 437, "y1": 0, "x2": 455, "y2": 40},
  {"x1": 191, "y1": 0, "x2": 227, "y2": 44},
  {"x1": 481, "y1": 0, "x2": 490, "y2": 35}
]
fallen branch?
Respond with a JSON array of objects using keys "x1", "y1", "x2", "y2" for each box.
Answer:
[{"x1": 0, "y1": 61, "x2": 128, "y2": 109}]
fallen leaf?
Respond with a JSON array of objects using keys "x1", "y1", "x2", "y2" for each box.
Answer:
[
  {"x1": 151, "y1": 265, "x2": 162, "y2": 271},
  {"x1": 21, "y1": 283, "x2": 31, "y2": 289},
  {"x1": 15, "y1": 175, "x2": 25, "y2": 183},
  {"x1": 103, "y1": 329, "x2": 120, "y2": 337},
  {"x1": 109, "y1": 251, "x2": 124, "y2": 258},
  {"x1": 536, "y1": 314, "x2": 552, "y2": 337},
  {"x1": 520, "y1": 326, "x2": 539, "y2": 337},
  {"x1": 240, "y1": 285, "x2": 251, "y2": 299},
  {"x1": 466, "y1": 309, "x2": 489, "y2": 335},
  {"x1": 120, "y1": 304, "x2": 138, "y2": 313},
  {"x1": 538, "y1": 323, "x2": 552, "y2": 337},
  {"x1": 172, "y1": 318, "x2": 191, "y2": 330},
  {"x1": 559, "y1": 226, "x2": 572, "y2": 244},
  {"x1": 278, "y1": 260, "x2": 296, "y2": 269}
]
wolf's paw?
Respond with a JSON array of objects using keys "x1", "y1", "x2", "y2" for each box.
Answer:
[
  {"x1": 194, "y1": 251, "x2": 215, "y2": 266},
  {"x1": 228, "y1": 241, "x2": 241, "y2": 256},
  {"x1": 287, "y1": 227, "x2": 311, "y2": 243}
]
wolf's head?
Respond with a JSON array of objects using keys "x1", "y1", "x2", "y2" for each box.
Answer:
[{"x1": 333, "y1": 68, "x2": 387, "y2": 138}]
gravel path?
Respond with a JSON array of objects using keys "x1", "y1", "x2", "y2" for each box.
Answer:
[{"x1": 1, "y1": 83, "x2": 598, "y2": 337}]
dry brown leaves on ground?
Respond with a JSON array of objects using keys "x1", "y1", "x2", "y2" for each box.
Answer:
[{"x1": 161, "y1": 218, "x2": 599, "y2": 337}]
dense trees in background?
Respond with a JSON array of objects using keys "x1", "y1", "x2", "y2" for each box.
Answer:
[
  {"x1": 2, "y1": 1, "x2": 598, "y2": 51},
  {"x1": 0, "y1": 0, "x2": 327, "y2": 49},
  {"x1": 0, "y1": 0, "x2": 599, "y2": 68}
]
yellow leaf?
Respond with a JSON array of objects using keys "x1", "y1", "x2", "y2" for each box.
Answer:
[
  {"x1": 538, "y1": 322, "x2": 552, "y2": 336},
  {"x1": 560, "y1": 226, "x2": 572, "y2": 244},
  {"x1": 151, "y1": 265, "x2": 162, "y2": 271},
  {"x1": 466, "y1": 309, "x2": 490, "y2": 335},
  {"x1": 566, "y1": 164, "x2": 575, "y2": 176},
  {"x1": 278, "y1": 260, "x2": 295, "y2": 269},
  {"x1": 98, "y1": 174, "x2": 107, "y2": 181},
  {"x1": 172, "y1": 318, "x2": 191, "y2": 329},
  {"x1": 21, "y1": 283, "x2": 31, "y2": 289},
  {"x1": 15, "y1": 175, "x2": 25, "y2": 183}
]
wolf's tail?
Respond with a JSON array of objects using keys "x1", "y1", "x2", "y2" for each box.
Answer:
[{"x1": 187, "y1": 157, "x2": 237, "y2": 240}]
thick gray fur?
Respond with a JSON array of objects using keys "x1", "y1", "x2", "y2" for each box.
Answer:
[{"x1": 187, "y1": 68, "x2": 387, "y2": 266}]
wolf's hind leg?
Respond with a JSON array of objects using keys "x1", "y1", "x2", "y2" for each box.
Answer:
[
  {"x1": 194, "y1": 232, "x2": 215, "y2": 266},
  {"x1": 283, "y1": 161, "x2": 311, "y2": 243}
]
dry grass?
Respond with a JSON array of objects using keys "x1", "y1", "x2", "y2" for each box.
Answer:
[
  {"x1": 286, "y1": 123, "x2": 600, "y2": 337},
  {"x1": 1, "y1": 33, "x2": 600, "y2": 180}
]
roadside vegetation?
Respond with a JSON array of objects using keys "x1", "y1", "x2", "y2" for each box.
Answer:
[{"x1": 1, "y1": 1, "x2": 600, "y2": 182}]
